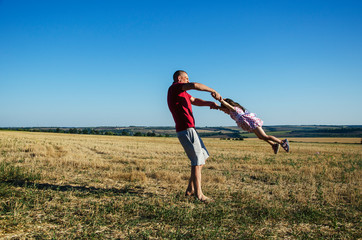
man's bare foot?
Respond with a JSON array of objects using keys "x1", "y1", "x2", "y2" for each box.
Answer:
[
  {"x1": 197, "y1": 195, "x2": 214, "y2": 204},
  {"x1": 185, "y1": 191, "x2": 194, "y2": 197}
]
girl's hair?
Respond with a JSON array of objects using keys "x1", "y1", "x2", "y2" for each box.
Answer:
[{"x1": 223, "y1": 98, "x2": 246, "y2": 112}]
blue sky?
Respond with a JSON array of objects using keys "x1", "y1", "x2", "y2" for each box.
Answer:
[{"x1": 1, "y1": 0, "x2": 361, "y2": 127}]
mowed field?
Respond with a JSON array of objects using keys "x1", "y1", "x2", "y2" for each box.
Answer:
[{"x1": 0, "y1": 131, "x2": 361, "y2": 239}]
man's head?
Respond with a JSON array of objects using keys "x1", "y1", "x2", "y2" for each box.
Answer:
[{"x1": 173, "y1": 70, "x2": 189, "y2": 83}]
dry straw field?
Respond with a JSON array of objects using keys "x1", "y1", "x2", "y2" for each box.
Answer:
[{"x1": 0, "y1": 131, "x2": 361, "y2": 239}]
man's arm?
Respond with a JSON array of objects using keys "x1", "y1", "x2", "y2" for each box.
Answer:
[
  {"x1": 190, "y1": 96, "x2": 219, "y2": 109},
  {"x1": 181, "y1": 82, "x2": 222, "y2": 101}
]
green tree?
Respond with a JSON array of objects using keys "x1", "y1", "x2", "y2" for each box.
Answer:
[
  {"x1": 121, "y1": 130, "x2": 130, "y2": 136},
  {"x1": 69, "y1": 128, "x2": 77, "y2": 134},
  {"x1": 147, "y1": 132, "x2": 156, "y2": 137}
]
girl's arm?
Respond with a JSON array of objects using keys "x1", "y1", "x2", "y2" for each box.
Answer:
[{"x1": 219, "y1": 99, "x2": 236, "y2": 112}]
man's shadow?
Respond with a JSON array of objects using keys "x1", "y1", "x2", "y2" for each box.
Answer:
[{"x1": 3, "y1": 180, "x2": 153, "y2": 197}]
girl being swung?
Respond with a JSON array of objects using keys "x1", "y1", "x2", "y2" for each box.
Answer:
[{"x1": 216, "y1": 98, "x2": 290, "y2": 154}]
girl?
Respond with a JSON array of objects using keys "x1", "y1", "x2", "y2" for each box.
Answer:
[{"x1": 218, "y1": 98, "x2": 290, "y2": 154}]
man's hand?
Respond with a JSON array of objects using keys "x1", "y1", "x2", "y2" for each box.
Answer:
[
  {"x1": 209, "y1": 102, "x2": 220, "y2": 109},
  {"x1": 211, "y1": 91, "x2": 222, "y2": 101}
]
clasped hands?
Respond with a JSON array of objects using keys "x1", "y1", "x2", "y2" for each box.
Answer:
[{"x1": 210, "y1": 91, "x2": 222, "y2": 110}]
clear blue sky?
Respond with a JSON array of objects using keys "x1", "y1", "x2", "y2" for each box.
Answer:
[{"x1": 1, "y1": 0, "x2": 361, "y2": 127}]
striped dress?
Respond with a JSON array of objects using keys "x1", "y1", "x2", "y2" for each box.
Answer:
[{"x1": 229, "y1": 107, "x2": 263, "y2": 133}]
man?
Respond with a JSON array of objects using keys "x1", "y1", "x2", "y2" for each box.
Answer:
[{"x1": 167, "y1": 70, "x2": 222, "y2": 202}]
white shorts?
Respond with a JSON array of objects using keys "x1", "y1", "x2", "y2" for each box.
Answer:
[{"x1": 177, "y1": 128, "x2": 209, "y2": 166}]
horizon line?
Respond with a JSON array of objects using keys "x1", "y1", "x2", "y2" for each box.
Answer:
[{"x1": 1, "y1": 124, "x2": 362, "y2": 129}]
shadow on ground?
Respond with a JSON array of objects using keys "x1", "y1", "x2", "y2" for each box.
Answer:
[{"x1": 3, "y1": 180, "x2": 153, "y2": 196}]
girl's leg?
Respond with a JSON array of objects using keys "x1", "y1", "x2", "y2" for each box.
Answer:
[{"x1": 253, "y1": 127, "x2": 282, "y2": 146}]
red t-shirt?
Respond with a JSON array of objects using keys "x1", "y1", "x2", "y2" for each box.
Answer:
[{"x1": 167, "y1": 82, "x2": 195, "y2": 132}]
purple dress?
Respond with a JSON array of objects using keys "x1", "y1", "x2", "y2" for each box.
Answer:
[{"x1": 229, "y1": 107, "x2": 263, "y2": 132}]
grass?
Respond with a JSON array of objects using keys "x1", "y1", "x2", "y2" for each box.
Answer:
[{"x1": 0, "y1": 131, "x2": 361, "y2": 239}]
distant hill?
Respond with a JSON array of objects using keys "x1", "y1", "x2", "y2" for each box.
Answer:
[{"x1": 1, "y1": 125, "x2": 362, "y2": 139}]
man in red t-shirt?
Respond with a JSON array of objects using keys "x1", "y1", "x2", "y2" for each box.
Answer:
[{"x1": 167, "y1": 70, "x2": 221, "y2": 202}]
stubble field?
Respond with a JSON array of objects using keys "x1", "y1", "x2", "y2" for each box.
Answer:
[{"x1": 0, "y1": 131, "x2": 361, "y2": 239}]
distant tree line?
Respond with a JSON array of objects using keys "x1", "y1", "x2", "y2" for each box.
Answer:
[
  {"x1": 220, "y1": 137, "x2": 244, "y2": 141},
  {"x1": 0, "y1": 128, "x2": 172, "y2": 137},
  {"x1": 291, "y1": 128, "x2": 362, "y2": 134},
  {"x1": 3, "y1": 126, "x2": 360, "y2": 138}
]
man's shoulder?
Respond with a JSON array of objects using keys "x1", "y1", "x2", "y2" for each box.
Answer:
[
  {"x1": 168, "y1": 82, "x2": 185, "y2": 93},
  {"x1": 169, "y1": 82, "x2": 184, "y2": 87},
  {"x1": 168, "y1": 83, "x2": 192, "y2": 101}
]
